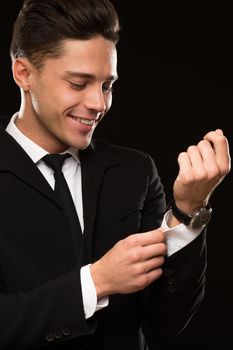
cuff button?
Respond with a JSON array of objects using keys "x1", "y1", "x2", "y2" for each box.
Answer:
[{"x1": 62, "y1": 326, "x2": 71, "y2": 336}]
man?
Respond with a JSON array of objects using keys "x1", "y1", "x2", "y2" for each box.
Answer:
[{"x1": 0, "y1": 0, "x2": 230, "y2": 349}]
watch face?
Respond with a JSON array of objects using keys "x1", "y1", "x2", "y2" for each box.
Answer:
[{"x1": 190, "y1": 208, "x2": 212, "y2": 229}]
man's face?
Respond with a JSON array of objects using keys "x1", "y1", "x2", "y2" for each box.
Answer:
[{"x1": 19, "y1": 36, "x2": 118, "y2": 153}]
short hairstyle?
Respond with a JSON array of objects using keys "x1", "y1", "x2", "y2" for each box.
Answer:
[{"x1": 10, "y1": 0, "x2": 120, "y2": 68}]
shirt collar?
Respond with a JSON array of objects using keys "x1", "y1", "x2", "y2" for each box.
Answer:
[{"x1": 6, "y1": 113, "x2": 80, "y2": 164}]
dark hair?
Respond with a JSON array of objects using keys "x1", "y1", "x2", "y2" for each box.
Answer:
[{"x1": 10, "y1": 0, "x2": 120, "y2": 68}]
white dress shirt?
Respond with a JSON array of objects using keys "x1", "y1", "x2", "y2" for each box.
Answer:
[{"x1": 6, "y1": 113, "x2": 202, "y2": 319}]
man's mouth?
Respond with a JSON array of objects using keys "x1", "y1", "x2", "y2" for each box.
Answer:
[{"x1": 68, "y1": 114, "x2": 97, "y2": 126}]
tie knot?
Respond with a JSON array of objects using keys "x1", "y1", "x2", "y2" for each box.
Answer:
[{"x1": 43, "y1": 153, "x2": 71, "y2": 172}]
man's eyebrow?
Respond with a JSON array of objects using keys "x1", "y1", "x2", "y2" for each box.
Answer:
[{"x1": 64, "y1": 71, "x2": 118, "y2": 82}]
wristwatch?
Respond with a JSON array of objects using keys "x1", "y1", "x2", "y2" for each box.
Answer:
[{"x1": 171, "y1": 201, "x2": 212, "y2": 229}]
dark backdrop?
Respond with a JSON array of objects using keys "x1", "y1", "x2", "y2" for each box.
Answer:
[{"x1": 0, "y1": 1, "x2": 232, "y2": 346}]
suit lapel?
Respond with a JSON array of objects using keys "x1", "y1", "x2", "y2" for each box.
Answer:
[
  {"x1": 0, "y1": 126, "x2": 61, "y2": 208},
  {"x1": 0, "y1": 125, "x2": 120, "y2": 262},
  {"x1": 80, "y1": 141, "x2": 119, "y2": 262}
]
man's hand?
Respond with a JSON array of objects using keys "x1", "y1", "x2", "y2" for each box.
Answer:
[
  {"x1": 173, "y1": 129, "x2": 231, "y2": 215},
  {"x1": 90, "y1": 229, "x2": 166, "y2": 299}
]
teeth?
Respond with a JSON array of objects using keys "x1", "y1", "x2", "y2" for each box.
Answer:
[
  {"x1": 79, "y1": 118, "x2": 95, "y2": 125},
  {"x1": 70, "y1": 115, "x2": 95, "y2": 125}
]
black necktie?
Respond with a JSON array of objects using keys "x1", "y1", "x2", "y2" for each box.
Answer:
[{"x1": 43, "y1": 153, "x2": 83, "y2": 262}]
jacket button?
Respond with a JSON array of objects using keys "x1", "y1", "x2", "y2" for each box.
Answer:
[
  {"x1": 45, "y1": 333, "x2": 55, "y2": 342},
  {"x1": 54, "y1": 330, "x2": 63, "y2": 339},
  {"x1": 62, "y1": 326, "x2": 71, "y2": 336},
  {"x1": 163, "y1": 268, "x2": 173, "y2": 277},
  {"x1": 167, "y1": 285, "x2": 176, "y2": 293},
  {"x1": 167, "y1": 276, "x2": 175, "y2": 285}
]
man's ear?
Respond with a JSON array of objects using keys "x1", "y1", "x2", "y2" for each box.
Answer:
[{"x1": 12, "y1": 58, "x2": 34, "y2": 92}]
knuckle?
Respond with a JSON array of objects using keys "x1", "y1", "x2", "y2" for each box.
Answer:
[
  {"x1": 115, "y1": 239, "x2": 123, "y2": 250},
  {"x1": 195, "y1": 171, "x2": 207, "y2": 181},
  {"x1": 126, "y1": 235, "x2": 138, "y2": 247},
  {"x1": 222, "y1": 166, "x2": 231, "y2": 175},
  {"x1": 159, "y1": 243, "x2": 167, "y2": 255},
  {"x1": 153, "y1": 256, "x2": 165, "y2": 267},
  {"x1": 151, "y1": 268, "x2": 163, "y2": 281},
  {"x1": 159, "y1": 256, "x2": 165, "y2": 265},
  {"x1": 133, "y1": 263, "x2": 144, "y2": 275},
  {"x1": 220, "y1": 163, "x2": 231, "y2": 176},
  {"x1": 143, "y1": 274, "x2": 152, "y2": 287},
  {"x1": 208, "y1": 166, "x2": 220, "y2": 179},
  {"x1": 187, "y1": 145, "x2": 196, "y2": 153},
  {"x1": 178, "y1": 152, "x2": 187, "y2": 160},
  {"x1": 156, "y1": 267, "x2": 163, "y2": 278},
  {"x1": 135, "y1": 275, "x2": 148, "y2": 290},
  {"x1": 129, "y1": 248, "x2": 141, "y2": 263},
  {"x1": 197, "y1": 140, "x2": 208, "y2": 148},
  {"x1": 156, "y1": 230, "x2": 164, "y2": 243},
  {"x1": 217, "y1": 134, "x2": 227, "y2": 144},
  {"x1": 182, "y1": 174, "x2": 194, "y2": 185}
]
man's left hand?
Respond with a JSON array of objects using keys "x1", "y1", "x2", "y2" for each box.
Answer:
[{"x1": 173, "y1": 129, "x2": 231, "y2": 215}]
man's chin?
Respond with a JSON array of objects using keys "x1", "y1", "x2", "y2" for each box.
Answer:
[{"x1": 72, "y1": 138, "x2": 92, "y2": 151}]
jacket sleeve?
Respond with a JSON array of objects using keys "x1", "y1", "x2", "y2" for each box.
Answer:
[{"x1": 139, "y1": 154, "x2": 206, "y2": 345}]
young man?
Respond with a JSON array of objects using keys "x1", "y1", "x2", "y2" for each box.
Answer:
[{"x1": 0, "y1": 0, "x2": 230, "y2": 349}]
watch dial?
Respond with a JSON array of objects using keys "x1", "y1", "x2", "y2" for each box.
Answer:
[{"x1": 190, "y1": 208, "x2": 211, "y2": 229}]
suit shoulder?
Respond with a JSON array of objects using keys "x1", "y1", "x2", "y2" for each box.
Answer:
[{"x1": 92, "y1": 138, "x2": 153, "y2": 163}]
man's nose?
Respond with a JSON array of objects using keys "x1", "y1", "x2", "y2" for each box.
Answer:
[{"x1": 84, "y1": 86, "x2": 107, "y2": 113}]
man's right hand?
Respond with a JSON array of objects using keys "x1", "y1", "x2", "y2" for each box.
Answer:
[{"x1": 90, "y1": 229, "x2": 166, "y2": 299}]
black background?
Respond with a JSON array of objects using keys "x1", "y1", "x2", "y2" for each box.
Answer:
[{"x1": 1, "y1": 1, "x2": 232, "y2": 346}]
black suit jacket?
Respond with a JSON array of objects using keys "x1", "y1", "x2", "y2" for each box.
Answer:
[{"x1": 0, "y1": 120, "x2": 206, "y2": 349}]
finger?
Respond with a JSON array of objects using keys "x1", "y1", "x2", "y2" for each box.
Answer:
[
  {"x1": 215, "y1": 128, "x2": 223, "y2": 135},
  {"x1": 197, "y1": 140, "x2": 220, "y2": 179},
  {"x1": 176, "y1": 151, "x2": 193, "y2": 183},
  {"x1": 144, "y1": 256, "x2": 165, "y2": 272},
  {"x1": 141, "y1": 242, "x2": 167, "y2": 260},
  {"x1": 187, "y1": 145, "x2": 207, "y2": 179},
  {"x1": 203, "y1": 131, "x2": 231, "y2": 176},
  {"x1": 127, "y1": 229, "x2": 165, "y2": 247},
  {"x1": 145, "y1": 267, "x2": 163, "y2": 285}
]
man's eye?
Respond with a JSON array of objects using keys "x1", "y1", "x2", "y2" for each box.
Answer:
[
  {"x1": 102, "y1": 84, "x2": 113, "y2": 93},
  {"x1": 70, "y1": 82, "x2": 86, "y2": 90}
]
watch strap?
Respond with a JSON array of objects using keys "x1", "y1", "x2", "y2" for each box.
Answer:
[
  {"x1": 171, "y1": 201, "x2": 192, "y2": 226},
  {"x1": 170, "y1": 200, "x2": 212, "y2": 227}
]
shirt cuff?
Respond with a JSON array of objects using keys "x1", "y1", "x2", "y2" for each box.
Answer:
[
  {"x1": 161, "y1": 209, "x2": 203, "y2": 256},
  {"x1": 80, "y1": 264, "x2": 109, "y2": 319}
]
